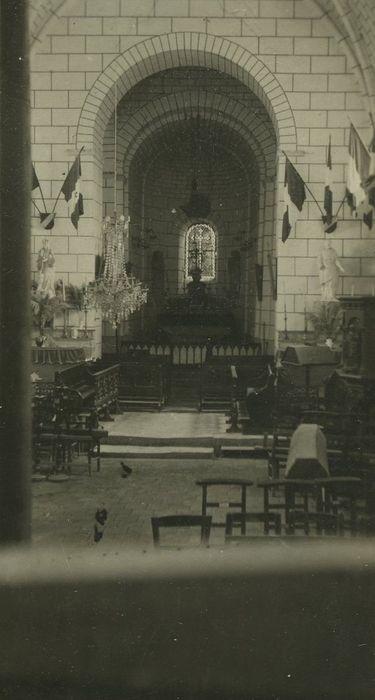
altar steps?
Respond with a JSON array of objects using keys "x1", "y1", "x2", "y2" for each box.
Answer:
[
  {"x1": 96, "y1": 442, "x2": 267, "y2": 460},
  {"x1": 96, "y1": 412, "x2": 269, "y2": 460}
]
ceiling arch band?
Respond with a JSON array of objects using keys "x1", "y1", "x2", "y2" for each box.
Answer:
[{"x1": 76, "y1": 32, "x2": 297, "y2": 161}]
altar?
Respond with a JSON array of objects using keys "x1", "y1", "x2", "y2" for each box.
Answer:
[{"x1": 156, "y1": 294, "x2": 237, "y2": 344}]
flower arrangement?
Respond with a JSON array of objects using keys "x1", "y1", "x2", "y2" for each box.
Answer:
[
  {"x1": 306, "y1": 300, "x2": 344, "y2": 347},
  {"x1": 31, "y1": 284, "x2": 67, "y2": 341}
]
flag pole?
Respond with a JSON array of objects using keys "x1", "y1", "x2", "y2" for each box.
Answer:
[
  {"x1": 50, "y1": 146, "x2": 84, "y2": 214},
  {"x1": 38, "y1": 184, "x2": 47, "y2": 213},
  {"x1": 31, "y1": 199, "x2": 42, "y2": 215},
  {"x1": 281, "y1": 150, "x2": 325, "y2": 216},
  {"x1": 334, "y1": 193, "x2": 347, "y2": 219}
]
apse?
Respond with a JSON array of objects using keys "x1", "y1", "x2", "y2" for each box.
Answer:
[{"x1": 102, "y1": 67, "x2": 277, "y2": 343}]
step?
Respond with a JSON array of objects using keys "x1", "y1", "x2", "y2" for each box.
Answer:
[
  {"x1": 220, "y1": 445, "x2": 269, "y2": 458},
  {"x1": 103, "y1": 434, "x2": 265, "y2": 447},
  {"x1": 95, "y1": 444, "x2": 215, "y2": 459}
]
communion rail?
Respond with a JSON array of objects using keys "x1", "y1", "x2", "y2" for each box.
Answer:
[{"x1": 120, "y1": 340, "x2": 262, "y2": 366}]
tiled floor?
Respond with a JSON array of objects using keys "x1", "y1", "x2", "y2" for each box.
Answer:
[{"x1": 32, "y1": 456, "x2": 268, "y2": 551}]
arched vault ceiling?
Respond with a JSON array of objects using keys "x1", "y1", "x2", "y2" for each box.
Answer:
[
  {"x1": 315, "y1": 0, "x2": 375, "y2": 105},
  {"x1": 112, "y1": 100, "x2": 275, "y2": 183},
  {"x1": 29, "y1": 0, "x2": 66, "y2": 44},
  {"x1": 127, "y1": 118, "x2": 260, "y2": 185},
  {"x1": 101, "y1": 69, "x2": 277, "y2": 183}
]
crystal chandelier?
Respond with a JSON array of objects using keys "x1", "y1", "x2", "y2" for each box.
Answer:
[
  {"x1": 90, "y1": 83, "x2": 147, "y2": 330},
  {"x1": 92, "y1": 213, "x2": 147, "y2": 328}
]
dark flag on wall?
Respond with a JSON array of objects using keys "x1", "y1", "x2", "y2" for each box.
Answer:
[
  {"x1": 32, "y1": 163, "x2": 55, "y2": 229},
  {"x1": 32, "y1": 163, "x2": 40, "y2": 191},
  {"x1": 362, "y1": 122, "x2": 375, "y2": 229},
  {"x1": 282, "y1": 156, "x2": 306, "y2": 242},
  {"x1": 323, "y1": 136, "x2": 337, "y2": 233},
  {"x1": 61, "y1": 150, "x2": 84, "y2": 230},
  {"x1": 346, "y1": 123, "x2": 370, "y2": 215}
]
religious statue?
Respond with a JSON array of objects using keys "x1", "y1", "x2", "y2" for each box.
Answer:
[
  {"x1": 318, "y1": 239, "x2": 344, "y2": 302},
  {"x1": 187, "y1": 267, "x2": 207, "y2": 306},
  {"x1": 36, "y1": 239, "x2": 56, "y2": 298}
]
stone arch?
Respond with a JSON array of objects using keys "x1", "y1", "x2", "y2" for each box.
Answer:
[
  {"x1": 76, "y1": 32, "x2": 297, "y2": 160},
  {"x1": 74, "y1": 31, "x2": 295, "y2": 351}
]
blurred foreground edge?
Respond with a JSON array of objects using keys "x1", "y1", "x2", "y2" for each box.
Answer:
[{"x1": 1, "y1": 541, "x2": 374, "y2": 700}]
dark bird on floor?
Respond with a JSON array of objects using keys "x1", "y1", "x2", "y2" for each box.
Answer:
[{"x1": 121, "y1": 461, "x2": 133, "y2": 478}]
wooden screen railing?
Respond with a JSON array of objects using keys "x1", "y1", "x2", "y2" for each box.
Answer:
[
  {"x1": 56, "y1": 361, "x2": 120, "y2": 417},
  {"x1": 120, "y1": 341, "x2": 261, "y2": 366}
]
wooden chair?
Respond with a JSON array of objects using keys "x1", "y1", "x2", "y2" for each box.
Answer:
[
  {"x1": 287, "y1": 510, "x2": 344, "y2": 536},
  {"x1": 225, "y1": 511, "x2": 282, "y2": 541},
  {"x1": 151, "y1": 515, "x2": 212, "y2": 548},
  {"x1": 314, "y1": 477, "x2": 362, "y2": 535},
  {"x1": 267, "y1": 429, "x2": 293, "y2": 480},
  {"x1": 195, "y1": 479, "x2": 254, "y2": 533},
  {"x1": 257, "y1": 478, "x2": 318, "y2": 529}
]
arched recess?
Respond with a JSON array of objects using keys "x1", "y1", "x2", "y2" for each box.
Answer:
[
  {"x1": 123, "y1": 113, "x2": 261, "y2": 341},
  {"x1": 76, "y1": 33, "x2": 297, "y2": 349}
]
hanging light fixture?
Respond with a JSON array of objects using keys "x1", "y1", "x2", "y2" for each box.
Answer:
[
  {"x1": 180, "y1": 115, "x2": 211, "y2": 218},
  {"x1": 90, "y1": 82, "x2": 148, "y2": 337}
]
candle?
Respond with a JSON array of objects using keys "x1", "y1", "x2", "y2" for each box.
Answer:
[{"x1": 62, "y1": 279, "x2": 65, "y2": 301}]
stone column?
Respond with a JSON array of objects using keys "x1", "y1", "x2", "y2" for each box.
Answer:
[{"x1": 0, "y1": 0, "x2": 31, "y2": 543}]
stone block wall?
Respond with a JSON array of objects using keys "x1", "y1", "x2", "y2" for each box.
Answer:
[{"x1": 30, "y1": 0, "x2": 374, "y2": 350}]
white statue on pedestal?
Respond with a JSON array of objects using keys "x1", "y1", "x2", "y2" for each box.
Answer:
[
  {"x1": 318, "y1": 239, "x2": 344, "y2": 302},
  {"x1": 36, "y1": 239, "x2": 56, "y2": 298}
]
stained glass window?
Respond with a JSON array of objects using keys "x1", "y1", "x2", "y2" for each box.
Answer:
[{"x1": 185, "y1": 223, "x2": 216, "y2": 281}]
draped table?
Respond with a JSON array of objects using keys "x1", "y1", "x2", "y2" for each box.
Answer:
[{"x1": 32, "y1": 347, "x2": 86, "y2": 365}]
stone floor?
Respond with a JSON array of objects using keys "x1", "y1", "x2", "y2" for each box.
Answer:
[
  {"x1": 32, "y1": 456, "x2": 268, "y2": 551},
  {"x1": 102, "y1": 411, "x2": 228, "y2": 438}
]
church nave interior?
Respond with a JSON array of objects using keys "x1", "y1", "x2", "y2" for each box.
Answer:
[{"x1": 2, "y1": 1, "x2": 375, "y2": 697}]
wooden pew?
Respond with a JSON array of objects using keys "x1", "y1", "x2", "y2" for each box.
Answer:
[{"x1": 55, "y1": 360, "x2": 120, "y2": 419}]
